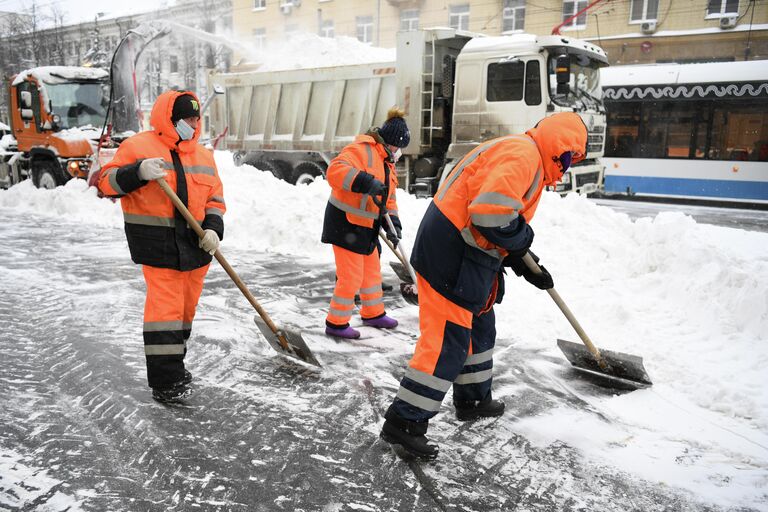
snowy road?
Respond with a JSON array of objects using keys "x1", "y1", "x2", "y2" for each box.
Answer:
[{"x1": 1, "y1": 209, "x2": 761, "y2": 512}]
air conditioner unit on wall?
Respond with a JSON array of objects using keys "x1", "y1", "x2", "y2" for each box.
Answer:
[
  {"x1": 641, "y1": 21, "x2": 656, "y2": 34},
  {"x1": 720, "y1": 15, "x2": 737, "y2": 29}
]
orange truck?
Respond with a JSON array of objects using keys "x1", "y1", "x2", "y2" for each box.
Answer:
[{"x1": 0, "y1": 66, "x2": 109, "y2": 189}]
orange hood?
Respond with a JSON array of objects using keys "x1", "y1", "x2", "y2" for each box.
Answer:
[
  {"x1": 149, "y1": 90, "x2": 201, "y2": 153},
  {"x1": 526, "y1": 112, "x2": 588, "y2": 186}
]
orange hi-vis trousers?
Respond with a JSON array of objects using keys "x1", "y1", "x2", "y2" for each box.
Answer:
[
  {"x1": 142, "y1": 264, "x2": 209, "y2": 389},
  {"x1": 326, "y1": 245, "x2": 385, "y2": 327},
  {"x1": 389, "y1": 273, "x2": 496, "y2": 422}
]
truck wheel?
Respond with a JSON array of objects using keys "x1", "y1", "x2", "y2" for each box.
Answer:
[
  {"x1": 273, "y1": 160, "x2": 294, "y2": 182},
  {"x1": 292, "y1": 162, "x2": 325, "y2": 185},
  {"x1": 32, "y1": 160, "x2": 64, "y2": 189}
]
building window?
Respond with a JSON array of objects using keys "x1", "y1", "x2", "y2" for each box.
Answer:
[
  {"x1": 253, "y1": 0, "x2": 265, "y2": 10},
  {"x1": 707, "y1": 0, "x2": 739, "y2": 16},
  {"x1": 449, "y1": 4, "x2": 470, "y2": 31},
  {"x1": 169, "y1": 55, "x2": 178, "y2": 73},
  {"x1": 320, "y1": 19, "x2": 334, "y2": 38},
  {"x1": 562, "y1": 0, "x2": 588, "y2": 29},
  {"x1": 400, "y1": 9, "x2": 419, "y2": 31},
  {"x1": 630, "y1": 0, "x2": 659, "y2": 22},
  {"x1": 253, "y1": 28, "x2": 266, "y2": 49},
  {"x1": 356, "y1": 15, "x2": 373, "y2": 44},
  {"x1": 502, "y1": 0, "x2": 525, "y2": 33}
]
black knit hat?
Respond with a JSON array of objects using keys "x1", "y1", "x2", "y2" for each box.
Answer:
[
  {"x1": 171, "y1": 93, "x2": 200, "y2": 123},
  {"x1": 379, "y1": 107, "x2": 410, "y2": 148}
]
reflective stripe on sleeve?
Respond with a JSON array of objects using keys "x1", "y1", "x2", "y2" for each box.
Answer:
[
  {"x1": 328, "y1": 195, "x2": 378, "y2": 219},
  {"x1": 342, "y1": 168, "x2": 358, "y2": 191},
  {"x1": 210, "y1": 195, "x2": 226, "y2": 205},
  {"x1": 524, "y1": 167, "x2": 543, "y2": 201},
  {"x1": 471, "y1": 192, "x2": 523, "y2": 210},
  {"x1": 460, "y1": 228, "x2": 502, "y2": 260},
  {"x1": 365, "y1": 145, "x2": 373, "y2": 168},
  {"x1": 205, "y1": 207, "x2": 224, "y2": 217},
  {"x1": 470, "y1": 212, "x2": 518, "y2": 228},
  {"x1": 106, "y1": 168, "x2": 126, "y2": 196}
]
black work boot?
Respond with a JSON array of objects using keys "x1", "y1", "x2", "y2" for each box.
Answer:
[
  {"x1": 454, "y1": 395, "x2": 506, "y2": 421},
  {"x1": 380, "y1": 408, "x2": 439, "y2": 461},
  {"x1": 151, "y1": 384, "x2": 192, "y2": 404}
]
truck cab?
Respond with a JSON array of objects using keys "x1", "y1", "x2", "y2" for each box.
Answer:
[
  {"x1": 397, "y1": 30, "x2": 608, "y2": 196},
  {"x1": 3, "y1": 66, "x2": 109, "y2": 188}
]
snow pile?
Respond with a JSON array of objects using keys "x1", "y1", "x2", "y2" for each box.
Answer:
[
  {"x1": 248, "y1": 33, "x2": 395, "y2": 71},
  {"x1": 0, "y1": 134, "x2": 14, "y2": 151},
  {"x1": 11, "y1": 66, "x2": 108, "y2": 86},
  {"x1": 1, "y1": 150, "x2": 767, "y2": 507},
  {"x1": 0, "y1": 448, "x2": 84, "y2": 510},
  {"x1": 57, "y1": 126, "x2": 102, "y2": 142}
]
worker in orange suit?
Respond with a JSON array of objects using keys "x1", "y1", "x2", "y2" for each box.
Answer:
[
  {"x1": 321, "y1": 107, "x2": 410, "y2": 339},
  {"x1": 380, "y1": 112, "x2": 588, "y2": 459},
  {"x1": 98, "y1": 91, "x2": 225, "y2": 403}
]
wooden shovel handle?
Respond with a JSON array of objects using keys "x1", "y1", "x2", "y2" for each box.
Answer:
[
  {"x1": 156, "y1": 177, "x2": 290, "y2": 351},
  {"x1": 521, "y1": 252, "x2": 607, "y2": 368},
  {"x1": 381, "y1": 213, "x2": 418, "y2": 285}
]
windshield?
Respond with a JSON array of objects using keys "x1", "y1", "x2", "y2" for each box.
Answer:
[
  {"x1": 548, "y1": 54, "x2": 603, "y2": 112},
  {"x1": 45, "y1": 81, "x2": 109, "y2": 129}
]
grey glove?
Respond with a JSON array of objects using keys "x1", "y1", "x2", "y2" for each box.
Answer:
[
  {"x1": 199, "y1": 229, "x2": 220, "y2": 255},
  {"x1": 138, "y1": 157, "x2": 166, "y2": 181}
]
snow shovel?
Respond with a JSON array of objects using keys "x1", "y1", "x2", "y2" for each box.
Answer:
[
  {"x1": 157, "y1": 178, "x2": 321, "y2": 367},
  {"x1": 381, "y1": 213, "x2": 418, "y2": 305},
  {"x1": 522, "y1": 252, "x2": 652, "y2": 389}
]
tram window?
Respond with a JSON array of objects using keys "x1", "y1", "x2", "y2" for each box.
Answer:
[
  {"x1": 605, "y1": 102, "x2": 639, "y2": 157},
  {"x1": 487, "y1": 60, "x2": 525, "y2": 102},
  {"x1": 710, "y1": 101, "x2": 768, "y2": 162}
]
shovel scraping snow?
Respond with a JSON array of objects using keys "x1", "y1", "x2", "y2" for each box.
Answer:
[
  {"x1": 157, "y1": 178, "x2": 321, "y2": 367},
  {"x1": 522, "y1": 252, "x2": 652, "y2": 390},
  {"x1": 379, "y1": 213, "x2": 418, "y2": 305}
]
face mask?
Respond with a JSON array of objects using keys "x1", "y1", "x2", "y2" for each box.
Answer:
[
  {"x1": 175, "y1": 119, "x2": 195, "y2": 141},
  {"x1": 392, "y1": 148, "x2": 402, "y2": 163}
]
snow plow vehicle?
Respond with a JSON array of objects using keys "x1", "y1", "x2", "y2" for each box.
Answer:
[
  {"x1": 209, "y1": 27, "x2": 609, "y2": 196},
  {"x1": 0, "y1": 66, "x2": 109, "y2": 189}
]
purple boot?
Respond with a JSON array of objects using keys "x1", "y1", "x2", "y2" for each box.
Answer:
[
  {"x1": 325, "y1": 324, "x2": 361, "y2": 339},
  {"x1": 363, "y1": 314, "x2": 398, "y2": 329}
]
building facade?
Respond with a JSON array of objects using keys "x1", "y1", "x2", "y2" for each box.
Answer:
[
  {"x1": 230, "y1": 0, "x2": 767, "y2": 65},
  {"x1": 0, "y1": 0, "x2": 233, "y2": 124}
]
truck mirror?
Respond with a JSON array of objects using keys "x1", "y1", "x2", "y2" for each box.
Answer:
[
  {"x1": 21, "y1": 108, "x2": 34, "y2": 121},
  {"x1": 213, "y1": 83, "x2": 225, "y2": 95},
  {"x1": 52, "y1": 114, "x2": 61, "y2": 130},
  {"x1": 555, "y1": 55, "x2": 570, "y2": 96},
  {"x1": 20, "y1": 90, "x2": 32, "y2": 109}
]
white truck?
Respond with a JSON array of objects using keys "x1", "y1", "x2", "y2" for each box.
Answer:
[{"x1": 208, "y1": 28, "x2": 608, "y2": 196}]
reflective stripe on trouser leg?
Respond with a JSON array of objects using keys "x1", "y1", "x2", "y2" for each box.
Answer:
[
  {"x1": 326, "y1": 245, "x2": 364, "y2": 326},
  {"x1": 142, "y1": 265, "x2": 187, "y2": 389},
  {"x1": 390, "y1": 274, "x2": 474, "y2": 422},
  {"x1": 182, "y1": 264, "x2": 210, "y2": 340},
  {"x1": 453, "y1": 308, "x2": 496, "y2": 403},
  {"x1": 359, "y1": 249, "x2": 385, "y2": 320}
]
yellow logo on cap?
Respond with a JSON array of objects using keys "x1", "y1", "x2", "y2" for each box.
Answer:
[{"x1": 191, "y1": 99, "x2": 199, "y2": 111}]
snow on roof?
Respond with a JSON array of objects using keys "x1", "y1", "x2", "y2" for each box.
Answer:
[
  {"x1": 12, "y1": 66, "x2": 109, "y2": 86},
  {"x1": 585, "y1": 23, "x2": 768, "y2": 42},
  {"x1": 461, "y1": 34, "x2": 607, "y2": 63},
  {"x1": 601, "y1": 60, "x2": 768, "y2": 87}
]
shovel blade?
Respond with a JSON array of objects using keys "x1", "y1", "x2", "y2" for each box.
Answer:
[
  {"x1": 389, "y1": 262, "x2": 414, "y2": 285},
  {"x1": 254, "y1": 316, "x2": 321, "y2": 367},
  {"x1": 557, "y1": 339, "x2": 652, "y2": 390}
]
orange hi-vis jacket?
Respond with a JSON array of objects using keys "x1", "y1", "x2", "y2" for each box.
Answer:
[
  {"x1": 410, "y1": 112, "x2": 587, "y2": 313},
  {"x1": 321, "y1": 133, "x2": 399, "y2": 255},
  {"x1": 98, "y1": 91, "x2": 226, "y2": 271}
]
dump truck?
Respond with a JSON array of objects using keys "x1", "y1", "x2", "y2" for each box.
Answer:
[
  {"x1": 208, "y1": 27, "x2": 608, "y2": 196},
  {"x1": 0, "y1": 66, "x2": 109, "y2": 189}
]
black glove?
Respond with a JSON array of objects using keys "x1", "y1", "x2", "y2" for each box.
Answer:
[
  {"x1": 368, "y1": 179, "x2": 387, "y2": 207},
  {"x1": 385, "y1": 215, "x2": 402, "y2": 248},
  {"x1": 503, "y1": 250, "x2": 554, "y2": 290}
]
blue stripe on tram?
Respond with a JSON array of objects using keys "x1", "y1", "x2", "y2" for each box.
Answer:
[{"x1": 604, "y1": 176, "x2": 768, "y2": 201}]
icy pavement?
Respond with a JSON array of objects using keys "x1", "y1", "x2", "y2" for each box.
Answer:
[{"x1": 1, "y1": 210, "x2": 765, "y2": 511}]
